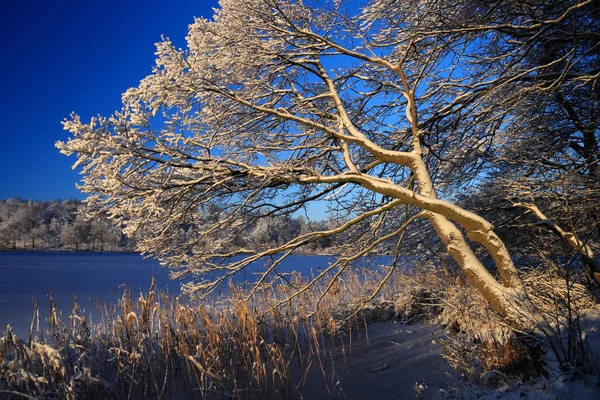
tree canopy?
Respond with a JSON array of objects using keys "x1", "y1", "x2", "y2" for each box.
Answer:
[{"x1": 58, "y1": 0, "x2": 599, "y2": 329}]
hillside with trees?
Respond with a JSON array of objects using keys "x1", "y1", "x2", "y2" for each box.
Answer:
[
  {"x1": 0, "y1": 199, "x2": 133, "y2": 251},
  {"x1": 0, "y1": 198, "x2": 347, "y2": 253}
]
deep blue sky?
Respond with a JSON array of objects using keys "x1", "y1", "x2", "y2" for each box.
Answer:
[{"x1": 0, "y1": 0, "x2": 219, "y2": 201}]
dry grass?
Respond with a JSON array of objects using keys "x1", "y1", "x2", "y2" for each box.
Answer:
[
  {"x1": 1, "y1": 264, "x2": 443, "y2": 400},
  {"x1": 2, "y1": 284, "x2": 304, "y2": 399},
  {"x1": 2, "y1": 260, "x2": 597, "y2": 398}
]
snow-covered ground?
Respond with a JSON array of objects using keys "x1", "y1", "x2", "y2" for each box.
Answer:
[
  {"x1": 289, "y1": 322, "x2": 457, "y2": 399},
  {"x1": 295, "y1": 318, "x2": 600, "y2": 400}
]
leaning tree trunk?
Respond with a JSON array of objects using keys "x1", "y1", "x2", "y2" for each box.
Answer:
[
  {"x1": 315, "y1": 62, "x2": 543, "y2": 331},
  {"x1": 395, "y1": 78, "x2": 542, "y2": 331}
]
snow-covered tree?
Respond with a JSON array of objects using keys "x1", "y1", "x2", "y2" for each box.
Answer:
[
  {"x1": 0, "y1": 199, "x2": 23, "y2": 249},
  {"x1": 385, "y1": 0, "x2": 600, "y2": 287},
  {"x1": 57, "y1": 0, "x2": 598, "y2": 330},
  {"x1": 60, "y1": 212, "x2": 91, "y2": 251}
]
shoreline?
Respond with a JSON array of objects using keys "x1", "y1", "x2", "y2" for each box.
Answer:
[
  {"x1": 0, "y1": 248, "x2": 341, "y2": 257},
  {"x1": 0, "y1": 247, "x2": 137, "y2": 254}
]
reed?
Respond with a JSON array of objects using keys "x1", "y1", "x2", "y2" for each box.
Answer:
[
  {"x1": 1, "y1": 264, "x2": 429, "y2": 399},
  {"x1": 5, "y1": 261, "x2": 587, "y2": 398}
]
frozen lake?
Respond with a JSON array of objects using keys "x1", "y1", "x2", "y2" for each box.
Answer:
[{"x1": 0, "y1": 252, "x2": 389, "y2": 337}]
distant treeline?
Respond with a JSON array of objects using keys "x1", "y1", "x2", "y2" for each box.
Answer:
[
  {"x1": 0, "y1": 199, "x2": 343, "y2": 252},
  {"x1": 0, "y1": 198, "x2": 133, "y2": 251}
]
